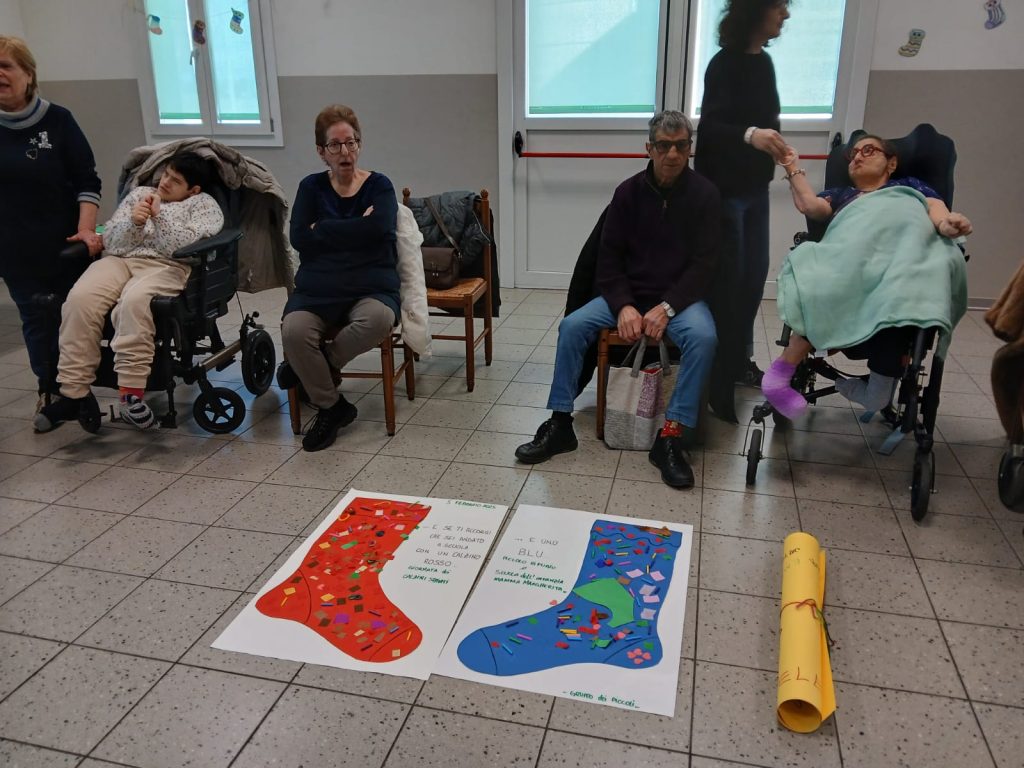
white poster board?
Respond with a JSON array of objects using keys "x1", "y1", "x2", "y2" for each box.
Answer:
[
  {"x1": 213, "y1": 489, "x2": 507, "y2": 680},
  {"x1": 436, "y1": 505, "x2": 693, "y2": 716}
]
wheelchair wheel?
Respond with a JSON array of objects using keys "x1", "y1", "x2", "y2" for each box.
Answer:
[
  {"x1": 910, "y1": 449, "x2": 935, "y2": 521},
  {"x1": 997, "y1": 448, "x2": 1024, "y2": 513},
  {"x1": 193, "y1": 387, "x2": 246, "y2": 434},
  {"x1": 242, "y1": 329, "x2": 276, "y2": 396},
  {"x1": 746, "y1": 429, "x2": 763, "y2": 486}
]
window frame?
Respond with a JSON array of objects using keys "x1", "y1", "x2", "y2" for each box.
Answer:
[{"x1": 134, "y1": 0, "x2": 284, "y2": 147}]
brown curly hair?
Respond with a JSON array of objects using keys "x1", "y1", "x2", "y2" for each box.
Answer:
[
  {"x1": 314, "y1": 104, "x2": 361, "y2": 146},
  {"x1": 718, "y1": 0, "x2": 790, "y2": 50}
]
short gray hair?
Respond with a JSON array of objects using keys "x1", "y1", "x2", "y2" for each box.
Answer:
[{"x1": 648, "y1": 110, "x2": 693, "y2": 142}]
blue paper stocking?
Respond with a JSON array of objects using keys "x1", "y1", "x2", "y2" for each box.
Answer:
[{"x1": 457, "y1": 520, "x2": 682, "y2": 675}]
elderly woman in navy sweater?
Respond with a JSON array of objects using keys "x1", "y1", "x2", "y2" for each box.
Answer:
[
  {"x1": 279, "y1": 104, "x2": 400, "y2": 452},
  {"x1": 0, "y1": 36, "x2": 102, "y2": 413}
]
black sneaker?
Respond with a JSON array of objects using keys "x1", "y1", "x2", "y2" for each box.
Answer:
[
  {"x1": 302, "y1": 396, "x2": 357, "y2": 452},
  {"x1": 648, "y1": 434, "x2": 695, "y2": 488},
  {"x1": 515, "y1": 418, "x2": 578, "y2": 464},
  {"x1": 737, "y1": 360, "x2": 764, "y2": 387},
  {"x1": 33, "y1": 395, "x2": 81, "y2": 433}
]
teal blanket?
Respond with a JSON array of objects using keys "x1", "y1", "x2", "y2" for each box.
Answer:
[{"x1": 777, "y1": 186, "x2": 967, "y2": 358}]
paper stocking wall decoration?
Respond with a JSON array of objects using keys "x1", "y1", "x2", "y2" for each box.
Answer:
[
  {"x1": 147, "y1": 14, "x2": 163, "y2": 34},
  {"x1": 256, "y1": 497, "x2": 430, "y2": 662},
  {"x1": 985, "y1": 0, "x2": 1006, "y2": 29},
  {"x1": 456, "y1": 520, "x2": 682, "y2": 675},
  {"x1": 230, "y1": 8, "x2": 245, "y2": 34},
  {"x1": 898, "y1": 28, "x2": 925, "y2": 57}
]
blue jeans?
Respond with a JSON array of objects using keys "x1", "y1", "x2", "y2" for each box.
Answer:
[
  {"x1": 547, "y1": 297, "x2": 717, "y2": 428},
  {"x1": 721, "y1": 191, "x2": 770, "y2": 356},
  {"x1": 3, "y1": 268, "x2": 82, "y2": 394}
]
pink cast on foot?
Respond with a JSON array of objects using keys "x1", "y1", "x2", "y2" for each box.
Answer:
[{"x1": 761, "y1": 359, "x2": 807, "y2": 419}]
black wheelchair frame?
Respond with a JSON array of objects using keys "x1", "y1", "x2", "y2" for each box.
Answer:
[
  {"x1": 38, "y1": 182, "x2": 276, "y2": 435},
  {"x1": 743, "y1": 124, "x2": 964, "y2": 522}
]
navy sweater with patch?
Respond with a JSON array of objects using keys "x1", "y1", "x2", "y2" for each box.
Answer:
[{"x1": 0, "y1": 97, "x2": 101, "y2": 278}]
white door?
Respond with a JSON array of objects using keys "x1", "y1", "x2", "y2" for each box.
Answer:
[{"x1": 495, "y1": 0, "x2": 878, "y2": 291}]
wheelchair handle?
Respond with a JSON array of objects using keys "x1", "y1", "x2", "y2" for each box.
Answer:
[{"x1": 59, "y1": 242, "x2": 90, "y2": 260}]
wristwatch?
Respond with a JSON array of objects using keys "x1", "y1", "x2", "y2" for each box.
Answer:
[{"x1": 660, "y1": 301, "x2": 676, "y2": 318}]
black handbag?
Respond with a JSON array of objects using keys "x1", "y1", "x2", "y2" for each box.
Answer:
[{"x1": 421, "y1": 197, "x2": 461, "y2": 290}]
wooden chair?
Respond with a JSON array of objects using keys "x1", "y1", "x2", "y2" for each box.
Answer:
[
  {"x1": 286, "y1": 330, "x2": 415, "y2": 437},
  {"x1": 402, "y1": 188, "x2": 493, "y2": 391},
  {"x1": 595, "y1": 329, "x2": 706, "y2": 442}
]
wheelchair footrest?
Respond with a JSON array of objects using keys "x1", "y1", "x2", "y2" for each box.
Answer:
[{"x1": 877, "y1": 428, "x2": 908, "y2": 456}]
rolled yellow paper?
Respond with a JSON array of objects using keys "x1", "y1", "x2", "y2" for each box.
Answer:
[{"x1": 776, "y1": 532, "x2": 836, "y2": 733}]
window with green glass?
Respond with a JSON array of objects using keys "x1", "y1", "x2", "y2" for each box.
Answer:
[
  {"x1": 204, "y1": 0, "x2": 261, "y2": 124},
  {"x1": 140, "y1": 0, "x2": 279, "y2": 143},
  {"x1": 144, "y1": 0, "x2": 202, "y2": 124},
  {"x1": 526, "y1": 0, "x2": 662, "y2": 117},
  {"x1": 692, "y1": 0, "x2": 847, "y2": 118}
]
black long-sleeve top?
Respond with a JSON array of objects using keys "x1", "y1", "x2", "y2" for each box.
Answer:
[
  {"x1": 284, "y1": 170, "x2": 400, "y2": 323},
  {"x1": 694, "y1": 48, "x2": 781, "y2": 197},
  {"x1": 0, "y1": 97, "x2": 101, "y2": 279},
  {"x1": 596, "y1": 164, "x2": 721, "y2": 316}
]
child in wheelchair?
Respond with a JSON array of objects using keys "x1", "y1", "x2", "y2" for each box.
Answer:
[
  {"x1": 34, "y1": 151, "x2": 224, "y2": 433},
  {"x1": 761, "y1": 134, "x2": 973, "y2": 419}
]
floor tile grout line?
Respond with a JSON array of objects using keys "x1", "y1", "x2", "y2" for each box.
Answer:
[
  {"x1": 223, "y1": 664, "x2": 306, "y2": 768},
  {"x1": 697, "y1": 657, "x2": 992, "y2": 705},
  {"x1": 0, "y1": 736, "x2": 91, "y2": 764}
]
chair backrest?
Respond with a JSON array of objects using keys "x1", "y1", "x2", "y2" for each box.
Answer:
[{"x1": 810, "y1": 123, "x2": 957, "y2": 241}]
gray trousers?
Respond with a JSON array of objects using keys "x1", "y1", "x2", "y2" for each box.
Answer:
[{"x1": 282, "y1": 298, "x2": 395, "y2": 409}]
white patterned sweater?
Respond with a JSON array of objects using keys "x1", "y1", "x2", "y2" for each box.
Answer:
[{"x1": 101, "y1": 186, "x2": 224, "y2": 263}]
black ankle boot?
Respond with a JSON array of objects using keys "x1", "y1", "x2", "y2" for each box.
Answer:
[
  {"x1": 515, "y1": 417, "x2": 578, "y2": 464},
  {"x1": 302, "y1": 396, "x2": 357, "y2": 452},
  {"x1": 649, "y1": 434, "x2": 695, "y2": 488}
]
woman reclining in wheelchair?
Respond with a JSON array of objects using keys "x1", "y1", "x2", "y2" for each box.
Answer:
[
  {"x1": 760, "y1": 134, "x2": 972, "y2": 418},
  {"x1": 34, "y1": 151, "x2": 224, "y2": 432}
]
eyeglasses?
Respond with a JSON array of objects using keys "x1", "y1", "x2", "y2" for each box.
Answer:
[
  {"x1": 322, "y1": 139, "x2": 360, "y2": 155},
  {"x1": 651, "y1": 139, "x2": 692, "y2": 155},
  {"x1": 845, "y1": 144, "x2": 890, "y2": 161}
]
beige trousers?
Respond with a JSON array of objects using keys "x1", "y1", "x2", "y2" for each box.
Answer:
[
  {"x1": 282, "y1": 298, "x2": 396, "y2": 409},
  {"x1": 57, "y1": 255, "x2": 190, "y2": 397}
]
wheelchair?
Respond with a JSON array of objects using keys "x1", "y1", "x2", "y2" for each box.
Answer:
[
  {"x1": 743, "y1": 124, "x2": 966, "y2": 521},
  {"x1": 38, "y1": 162, "x2": 277, "y2": 435}
]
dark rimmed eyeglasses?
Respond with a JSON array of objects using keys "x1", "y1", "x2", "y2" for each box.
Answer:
[
  {"x1": 322, "y1": 139, "x2": 360, "y2": 155},
  {"x1": 845, "y1": 144, "x2": 890, "y2": 161},
  {"x1": 651, "y1": 139, "x2": 692, "y2": 155}
]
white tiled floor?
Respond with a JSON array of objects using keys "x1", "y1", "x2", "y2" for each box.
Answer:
[{"x1": 0, "y1": 284, "x2": 1021, "y2": 768}]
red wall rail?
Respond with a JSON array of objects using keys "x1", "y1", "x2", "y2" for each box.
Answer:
[{"x1": 517, "y1": 151, "x2": 829, "y2": 160}]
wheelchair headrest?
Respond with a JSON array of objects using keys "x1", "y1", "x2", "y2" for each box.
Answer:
[{"x1": 823, "y1": 123, "x2": 957, "y2": 208}]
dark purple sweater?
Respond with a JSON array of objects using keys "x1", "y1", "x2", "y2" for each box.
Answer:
[{"x1": 596, "y1": 163, "x2": 721, "y2": 317}]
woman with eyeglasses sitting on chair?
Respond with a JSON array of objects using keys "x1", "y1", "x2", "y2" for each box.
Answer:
[
  {"x1": 278, "y1": 104, "x2": 400, "y2": 452},
  {"x1": 761, "y1": 134, "x2": 973, "y2": 419}
]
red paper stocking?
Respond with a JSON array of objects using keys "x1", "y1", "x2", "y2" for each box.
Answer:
[{"x1": 256, "y1": 497, "x2": 429, "y2": 662}]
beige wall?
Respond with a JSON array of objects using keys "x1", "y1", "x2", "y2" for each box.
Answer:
[
  {"x1": 863, "y1": 69, "x2": 1022, "y2": 302},
  {"x1": 39, "y1": 75, "x2": 499, "y2": 228}
]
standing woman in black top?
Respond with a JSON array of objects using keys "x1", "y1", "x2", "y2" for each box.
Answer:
[
  {"x1": 695, "y1": 0, "x2": 789, "y2": 418},
  {"x1": 0, "y1": 36, "x2": 102, "y2": 413}
]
